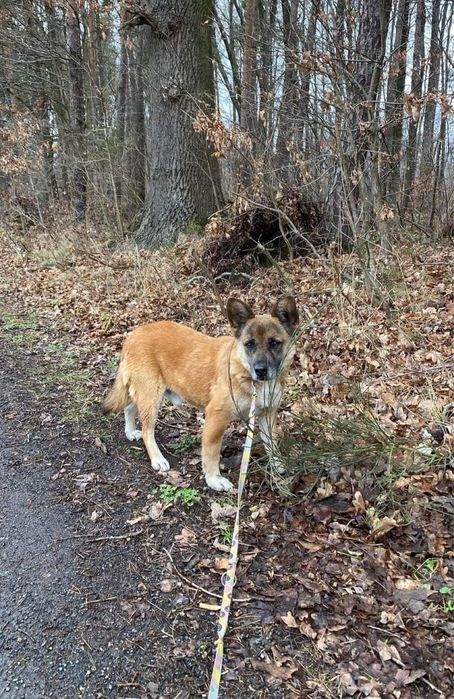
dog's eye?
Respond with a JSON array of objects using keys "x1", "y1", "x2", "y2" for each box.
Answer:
[
  {"x1": 269, "y1": 338, "x2": 282, "y2": 350},
  {"x1": 244, "y1": 339, "x2": 256, "y2": 350}
]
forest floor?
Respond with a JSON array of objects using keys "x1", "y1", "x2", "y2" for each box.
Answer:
[{"x1": 0, "y1": 231, "x2": 453, "y2": 699}]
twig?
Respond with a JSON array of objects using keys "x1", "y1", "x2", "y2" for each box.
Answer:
[
  {"x1": 85, "y1": 596, "x2": 117, "y2": 606},
  {"x1": 57, "y1": 527, "x2": 152, "y2": 543},
  {"x1": 421, "y1": 677, "x2": 443, "y2": 695},
  {"x1": 163, "y1": 547, "x2": 251, "y2": 603}
]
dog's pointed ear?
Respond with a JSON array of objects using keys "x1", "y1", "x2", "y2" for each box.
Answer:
[
  {"x1": 271, "y1": 295, "x2": 299, "y2": 335},
  {"x1": 227, "y1": 298, "x2": 254, "y2": 336}
]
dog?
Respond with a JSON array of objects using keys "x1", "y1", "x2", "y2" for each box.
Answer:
[{"x1": 102, "y1": 296, "x2": 299, "y2": 491}]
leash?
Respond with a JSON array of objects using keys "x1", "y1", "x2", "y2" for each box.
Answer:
[{"x1": 208, "y1": 382, "x2": 257, "y2": 699}]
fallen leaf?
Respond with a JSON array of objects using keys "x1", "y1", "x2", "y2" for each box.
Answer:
[
  {"x1": 376, "y1": 639, "x2": 402, "y2": 664},
  {"x1": 211, "y1": 501, "x2": 237, "y2": 523},
  {"x1": 280, "y1": 611, "x2": 299, "y2": 628},
  {"x1": 164, "y1": 470, "x2": 189, "y2": 487},
  {"x1": 395, "y1": 668, "x2": 426, "y2": 686},
  {"x1": 299, "y1": 621, "x2": 317, "y2": 639},
  {"x1": 251, "y1": 660, "x2": 298, "y2": 680},
  {"x1": 94, "y1": 436, "x2": 107, "y2": 453},
  {"x1": 160, "y1": 579, "x2": 176, "y2": 593},
  {"x1": 214, "y1": 557, "x2": 229, "y2": 572},
  {"x1": 174, "y1": 527, "x2": 197, "y2": 546}
]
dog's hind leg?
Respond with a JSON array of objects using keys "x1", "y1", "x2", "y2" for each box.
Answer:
[
  {"x1": 136, "y1": 384, "x2": 170, "y2": 473},
  {"x1": 124, "y1": 403, "x2": 142, "y2": 441}
]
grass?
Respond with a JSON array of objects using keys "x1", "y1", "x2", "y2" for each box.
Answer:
[
  {"x1": 158, "y1": 484, "x2": 202, "y2": 508},
  {"x1": 218, "y1": 524, "x2": 233, "y2": 546},
  {"x1": 168, "y1": 434, "x2": 198, "y2": 453},
  {"x1": 0, "y1": 312, "x2": 39, "y2": 349},
  {"x1": 274, "y1": 389, "x2": 435, "y2": 515}
]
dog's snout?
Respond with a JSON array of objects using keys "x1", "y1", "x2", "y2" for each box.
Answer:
[{"x1": 254, "y1": 363, "x2": 268, "y2": 380}]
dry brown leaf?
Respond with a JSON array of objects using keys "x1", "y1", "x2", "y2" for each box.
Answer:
[
  {"x1": 376, "y1": 639, "x2": 402, "y2": 665},
  {"x1": 214, "y1": 557, "x2": 229, "y2": 571},
  {"x1": 299, "y1": 621, "x2": 317, "y2": 639},
  {"x1": 160, "y1": 579, "x2": 175, "y2": 593},
  {"x1": 280, "y1": 611, "x2": 299, "y2": 628},
  {"x1": 395, "y1": 668, "x2": 426, "y2": 686},
  {"x1": 164, "y1": 470, "x2": 189, "y2": 488},
  {"x1": 211, "y1": 501, "x2": 237, "y2": 523},
  {"x1": 251, "y1": 660, "x2": 298, "y2": 681},
  {"x1": 174, "y1": 527, "x2": 197, "y2": 546}
]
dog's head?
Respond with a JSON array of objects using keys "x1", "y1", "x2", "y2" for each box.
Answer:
[{"x1": 227, "y1": 296, "x2": 299, "y2": 381}]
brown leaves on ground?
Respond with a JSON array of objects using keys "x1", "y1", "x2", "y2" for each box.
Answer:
[{"x1": 0, "y1": 233, "x2": 452, "y2": 698}]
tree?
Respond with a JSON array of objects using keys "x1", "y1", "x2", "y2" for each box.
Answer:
[
  {"x1": 67, "y1": 1, "x2": 87, "y2": 221},
  {"x1": 402, "y1": 0, "x2": 426, "y2": 217},
  {"x1": 420, "y1": 0, "x2": 441, "y2": 180},
  {"x1": 128, "y1": 0, "x2": 222, "y2": 247}
]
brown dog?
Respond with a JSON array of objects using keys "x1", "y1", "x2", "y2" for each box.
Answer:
[{"x1": 103, "y1": 296, "x2": 299, "y2": 491}]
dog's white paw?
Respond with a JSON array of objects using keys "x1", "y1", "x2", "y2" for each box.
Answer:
[
  {"x1": 151, "y1": 455, "x2": 170, "y2": 472},
  {"x1": 205, "y1": 474, "x2": 234, "y2": 492},
  {"x1": 125, "y1": 428, "x2": 142, "y2": 442}
]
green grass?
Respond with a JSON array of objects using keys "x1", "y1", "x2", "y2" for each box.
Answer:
[
  {"x1": 168, "y1": 434, "x2": 198, "y2": 453},
  {"x1": 158, "y1": 484, "x2": 202, "y2": 508},
  {"x1": 218, "y1": 524, "x2": 233, "y2": 546}
]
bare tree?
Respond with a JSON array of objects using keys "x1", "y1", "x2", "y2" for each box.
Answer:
[
  {"x1": 420, "y1": 0, "x2": 441, "y2": 180},
  {"x1": 129, "y1": 0, "x2": 222, "y2": 247},
  {"x1": 67, "y1": 1, "x2": 87, "y2": 221}
]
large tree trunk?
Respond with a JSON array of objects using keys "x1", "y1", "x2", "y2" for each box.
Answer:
[
  {"x1": 132, "y1": 0, "x2": 222, "y2": 248},
  {"x1": 67, "y1": 2, "x2": 87, "y2": 221},
  {"x1": 126, "y1": 27, "x2": 146, "y2": 215}
]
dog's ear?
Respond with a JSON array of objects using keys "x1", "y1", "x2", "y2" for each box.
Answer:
[
  {"x1": 227, "y1": 298, "x2": 254, "y2": 336},
  {"x1": 271, "y1": 295, "x2": 299, "y2": 335}
]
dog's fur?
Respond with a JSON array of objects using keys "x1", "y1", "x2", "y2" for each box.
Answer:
[{"x1": 103, "y1": 296, "x2": 299, "y2": 491}]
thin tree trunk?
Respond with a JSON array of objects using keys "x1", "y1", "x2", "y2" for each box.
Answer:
[
  {"x1": 240, "y1": 0, "x2": 258, "y2": 135},
  {"x1": 67, "y1": 2, "x2": 86, "y2": 221},
  {"x1": 275, "y1": 0, "x2": 299, "y2": 181},
  {"x1": 116, "y1": 7, "x2": 128, "y2": 207},
  {"x1": 420, "y1": 0, "x2": 441, "y2": 179},
  {"x1": 401, "y1": 0, "x2": 425, "y2": 216},
  {"x1": 385, "y1": 0, "x2": 410, "y2": 206}
]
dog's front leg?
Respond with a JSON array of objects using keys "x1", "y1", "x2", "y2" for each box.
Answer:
[
  {"x1": 258, "y1": 408, "x2": 285, "y2": 474},
  {"x1": 202, "y1": 403, "x2": 233, "y2": 492}
]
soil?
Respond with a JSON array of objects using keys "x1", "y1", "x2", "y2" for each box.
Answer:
[
  {"x1": 0, "y1": 296, "x2": 452, "y2": 699},
  {"x1": 0, "y1": 318, "x2": 298, "y2": 699}
]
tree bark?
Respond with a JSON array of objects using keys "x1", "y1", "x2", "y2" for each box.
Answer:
[
  {"x1": 385, "y1": 0, "x2": 410, "y2": 206},
  {"x1": 133, "y1": 0, "x2": 222, "y2": 248},
  {"x1": 67, "y1": 2, "x2": 87, "y2": 221},
  {"x1": 401, "y1": 0, "x2": 425, "y2": 216},
  {"x1": 116, "y1": 7, "x2": 128, "y2": 207},
  {"x1": 275, "y1": 0, "x2": 300, "y2": 181},
  {"x1": 420, "y1": 0, "x2": 441, "y2": 180},
  {"x1": 126, "y1": 27, "x2": 146, "y2": 214}
]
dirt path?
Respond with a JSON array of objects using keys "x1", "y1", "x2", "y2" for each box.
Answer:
[
  {"x1": 0, "y1": 306, "x2": 451, "y2": 699},
  {"x1": 0, "y1": 327, "x2": 294, "y2": 699},
  {"x1": 0, "y1": 362, "x2": 81, "y2": 698}
]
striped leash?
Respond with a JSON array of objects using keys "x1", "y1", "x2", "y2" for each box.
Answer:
[{"x1": 207, "y1": 382, "x2": 257, "y2": 699}]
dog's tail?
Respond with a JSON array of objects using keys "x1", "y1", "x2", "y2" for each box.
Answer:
[{"x1": 102, "y1": 361, "x2": 129, "y2": 414}]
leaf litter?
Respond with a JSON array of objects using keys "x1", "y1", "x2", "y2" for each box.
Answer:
[{"x1": 0, "y1": 233, "x2": 452, "y2": 697}]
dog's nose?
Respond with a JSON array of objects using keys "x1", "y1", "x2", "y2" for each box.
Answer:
[{"x1": 254, "y1": 364, "x2": 268, "y2": 381}]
